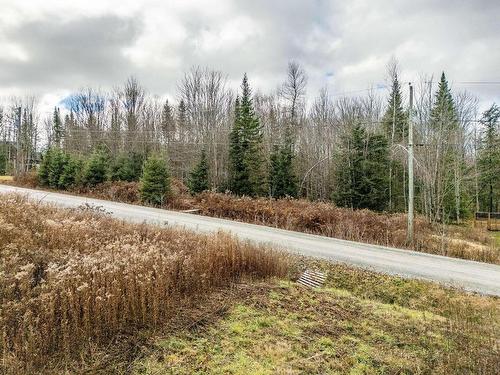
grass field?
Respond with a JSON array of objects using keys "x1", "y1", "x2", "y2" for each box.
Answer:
[
  {"x1": 132, "y1": 263, "x2": 499, "y2": 375},
  {"x1": 1, "y1": 194, "x2": 498, "y2": 374}
]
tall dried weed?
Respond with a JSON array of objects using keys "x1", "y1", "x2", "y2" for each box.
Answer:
[
  {"x1": 179, "y1": 192, "x2": 498, "y2": 264},
  {"x1": 0, "y1": 194, "x2": 287, "y2": 372}
]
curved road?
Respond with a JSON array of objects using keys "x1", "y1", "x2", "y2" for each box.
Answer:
[{"x1": 1, "y1": 184, "x2": 499, "y2": 296}]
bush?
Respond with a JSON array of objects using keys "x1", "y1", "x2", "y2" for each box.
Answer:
[
  {"x1": 141, "y1": 155, "x2": 170, "y2": 206},
  {"x1": 83, "y1": 147, "x2": 108, "y2": 186}
]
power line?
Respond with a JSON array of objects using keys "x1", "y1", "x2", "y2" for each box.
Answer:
[{"x1": 455, "y1": 81, "x2": 500, "y2": 85}]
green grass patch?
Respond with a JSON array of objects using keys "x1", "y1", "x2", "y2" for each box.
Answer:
[{"x1": 132, "y1": 263, "x2": 499, "y2": 375}]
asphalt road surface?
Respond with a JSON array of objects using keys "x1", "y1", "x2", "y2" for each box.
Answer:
[{"x1": 1, "y1": 184, "x2": 499, "y2": 296}]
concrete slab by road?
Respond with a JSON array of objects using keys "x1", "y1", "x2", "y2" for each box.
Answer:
[{"x1": 1, "y1": 184, "x2": 499, "y2": 296}]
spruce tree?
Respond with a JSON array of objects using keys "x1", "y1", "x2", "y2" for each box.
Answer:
[
  {"x1": 52, "y1": 107, "x2": 63, "y2": 147},
  {"x1": 382, "y1": 73, "x2": 407, "y2": 212},
  {"x1": 478, "y1": 103, "x2": 500, "y2": 213},
  {"x1": 0, "y1": 148, "x2": 6, "y2": 175},
  {"x1": 429, "y1": 72, "x2": 466, "y2": 221},
  {"x1": 269, "y1": 145, "x2": 281, "y2": 197},
  {"x1": 363, "y1": 134, "x2": 390, "y2": 211},
  {"x1": 38, "y1": 148, "x2": 54, "y2": 186},
  {"x1": 188, "y1": 149, "x2": 210, "y2": 194},
  {"x1": 140, "y1": 155, "x2": 170, "y2": 206},
  {"x1": 177, "y1": 99, "x2": 188, "y2": 141},
  {"x1": 382, "y1": 75, "x2": 407, "y2": 141},
  {"x1": 431, "y1": 73, "x2": 458, "y2": 131},
  {"x1": 228, "y1": 74, "x2": 266, "y2": 196},
  {"x1": 48, "y1": 148, "x2": 68, "y2": 188},
  {"x1": 59, "y1": 155, "x2": 83, "y2": 189},
  {"x1": 109, "y1": 154, "x2": 135, "y2": 182},
  {"x1": 83, "y1": 147, "x2": 108, "y2": 186},
  {"x1": 332, "y1": 124, "x2": 389, "y2": 211},
  {"x1": 161, "y1": 100, "x2": 175, "y2": 143},
  {"x1": 229, "y1": 96, "x2": 246, "y2": 194},
  {"x1": 269, "y1": 135, "x2": 298, "y2": 198},
  {"x1": 332, "y1": 124, "x2": 365, "y2": 209}
]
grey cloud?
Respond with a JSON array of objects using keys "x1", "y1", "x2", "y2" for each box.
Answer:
[
  {"x1": 0, "y1": 0, "x2": 499, "y2": 109},
  {"x1": 0, "y1": 15, "x2": 141, "y2": 90}
]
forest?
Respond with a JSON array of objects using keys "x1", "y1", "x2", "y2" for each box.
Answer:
[{"x1": 0, "y1": 61, "x2": 499, "y2": 224}]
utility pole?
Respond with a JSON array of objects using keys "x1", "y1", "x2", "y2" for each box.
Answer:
[{"x1": 407, "y1": 84, "x2": 414, "y2": 244}]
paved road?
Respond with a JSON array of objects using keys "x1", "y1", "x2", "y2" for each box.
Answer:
[{"x1": 1, "y1": 184, "x2": 499, "y2": 296}]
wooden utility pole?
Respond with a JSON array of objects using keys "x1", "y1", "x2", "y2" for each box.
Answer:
[{"x1": 407, "y1": 84, "x2": 414, "y2": 244}]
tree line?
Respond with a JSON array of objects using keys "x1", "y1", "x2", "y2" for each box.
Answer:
[{"x1": 0, "y1": 61, "x2": 498, "y2": 220}]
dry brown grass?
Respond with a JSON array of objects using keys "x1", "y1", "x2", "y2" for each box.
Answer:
[
  {"x1": 0, "y1": 195, "x2": 287, "y2": 373},
  {"x1": 175, "y1": 192, "x2": 498, "y2": 264}
]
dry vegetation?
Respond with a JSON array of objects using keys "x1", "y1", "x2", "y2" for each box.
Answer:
[
  {"x1": 0, "y1": 194, "x2": 499, "y2": 374},
  {"x1": 177, "y1": 192, "x2": 498, "y2": 263},
  {"x1": 6, "y1": 174, "x2": 499, "y2": 264},
  {"x1": 0, "y1": 195, "x2": 287, "y2": 374}
]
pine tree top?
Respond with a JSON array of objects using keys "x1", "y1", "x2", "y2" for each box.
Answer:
[{"x1": 431, "y1": 72, "x2": 458, "y2": 129}]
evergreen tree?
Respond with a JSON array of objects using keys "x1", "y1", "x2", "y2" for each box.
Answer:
[
  {"x1": 431, "y1": 73, "x2": 458, "y2": 131},
  {"x1": 188, "y1": 149, "x2": 209, "y2": 194},
  {"x1": 38, "y1": 148, "x2": 53, "y2": 186},
  {"x1": 382, "y1": 74, "x2": 407, "y2": 142},
  {"x1": 332, "y1": 124, "x2": 365, "y2": 209},
  {"x1": 332, "y1": 124, "x2": 389, "y2": 211},
  {"x1": 364, "y1": 134, "x2": 390, "y2": 211},
  {"x1": 140, "y1": 155, "x2": 170, "y2": 206},
  {"x1": 52, "y1": 107, "x2": 63, "y2": 147},
  {"x1": 229, "y1": 96, "x2": 246, "y2": 194},
  {"x1": 161, "y1": 100, "x2": 176, "y2": 143},
  {"x1": 48, "y1": 148, "x2": 68, "y2": 188},
  {"x1": 109, "y1": 154, "x2": 133, "y2": 182},
  {"x1": 228, "y1": 74, "x2": 266, "y2": 196},
  {"x1": 177, "y1": 99, "x2": 188, "y2": 141},
  {"x1": 83, "y1": 147, "x2": 108, "y2": 186},
  {"x1": 269, "y1": 145, "x2": 281, "y2": 197},
  {"x1": 0, "y1": 148, "x2": 7, "y2": 175},
  {"x1": 269, "y1": 135, "x2": 298, "y2": 198},
  {"x1": 59, "y1": 155, "x2": 83, "y2": 189},
  {"x1": 382, "y1": 73, "x2": 407, "y2": 212},
  {"x1": 478, "y1": 103, "x2": 500, "y2": 213},
  {"x1": 429, "y1": 72, "x2": 466, "y2": 221},
  {"x1": 109, "y1": 152, "x2": 143, "y2": 182}
]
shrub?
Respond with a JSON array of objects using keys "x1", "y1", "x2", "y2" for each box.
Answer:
[
  {"x1": 83, "y1": 147, "x2": 108, "y2": 186},
  {"x1": 140, "y1": 155, "x2": 170, "y2": 206},
  {"x1": 14, "y1": 170, "x2": 39, "y2": 187}
]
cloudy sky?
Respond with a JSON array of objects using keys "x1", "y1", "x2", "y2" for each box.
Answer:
[{"x1": 0, "y1": 0, "x2": 499, "y2": 116}]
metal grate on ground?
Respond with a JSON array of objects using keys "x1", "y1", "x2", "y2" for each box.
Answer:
[{"x1": 297, "y1": 269, "x2": 327, "y2": 288}]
